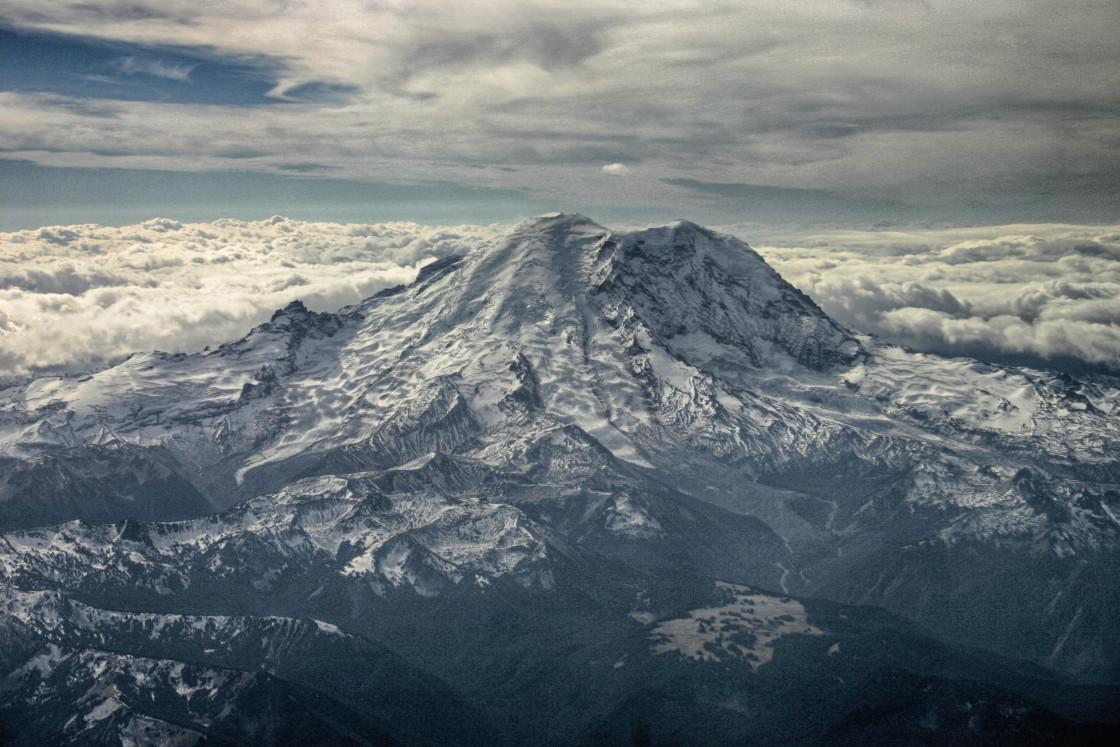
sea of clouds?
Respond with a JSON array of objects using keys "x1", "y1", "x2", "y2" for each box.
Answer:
[
  {"x1": 0, "y1": 216, "x2": 501, "y2": 384},
  {"x1": 744, "y1": 223, "x2": 1120, "y2": 375},
  {"x1": 2, "y1": 217, "x2": 1118, "y2": 385}
]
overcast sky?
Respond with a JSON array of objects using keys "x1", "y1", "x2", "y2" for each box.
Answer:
[{"x1": 2, "y1": 0, "x2": 1119, "y2": 228}]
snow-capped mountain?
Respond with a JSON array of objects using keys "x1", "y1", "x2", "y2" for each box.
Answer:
[{"x1": 0, "y1": 214, "x2": 1117, "y2": 743}]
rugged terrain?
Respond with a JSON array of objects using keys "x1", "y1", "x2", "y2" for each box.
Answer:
[{"x1": 0, "y1": 214, "x2": 1117, "y2": 743}]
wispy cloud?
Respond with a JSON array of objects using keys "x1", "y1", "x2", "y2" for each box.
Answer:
[{"x1": 115, "y1": 56, "x2": 196, "y2": 82}]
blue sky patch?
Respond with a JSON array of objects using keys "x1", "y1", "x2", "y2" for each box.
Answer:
[{"x1": 0, "y1": 26, "x2": 350, "y2": 106}]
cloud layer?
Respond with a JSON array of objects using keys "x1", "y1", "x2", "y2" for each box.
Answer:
[
  {"x1": 1, "y1": 0, "x2": 1118, "y2": 223},
  {"x1": 0, "y1": 217, "x2": 502, "y2": 383},
  {"x1": 746, "y1": 223, "x2": 1120, "y2": 374},
  {"x1": 2, "y1": 218, "x2": 1117, "y2": 384}
]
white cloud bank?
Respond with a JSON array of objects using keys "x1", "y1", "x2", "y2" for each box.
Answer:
[
  {"x1": 0, "y1": 217, "x2": 503, "y2": 383},
  {"x1": 744, "y1": 223, "x2": 1120, "y2": 373},
  {"x1": 2, "y1": 218, "x2": 1117, "y2": 384}
]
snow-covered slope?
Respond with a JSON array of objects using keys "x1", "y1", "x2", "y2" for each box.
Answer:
[{"x1": 0, "y1": 214, "x2": 1118, "y2": 695}]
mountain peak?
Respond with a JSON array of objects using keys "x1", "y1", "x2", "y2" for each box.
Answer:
[
  {"x1": 516, "y1": 212, "x2": 603, "y2": 232},
  {"x1": 667, "y1": 218, "x2": 708, "y2": 232},
  {"x1": 270, "y1": 298, "x2": 309, "y2": 323},
  {"x1": 387, "y1": 215, "x2": 859, "y2": 375}
]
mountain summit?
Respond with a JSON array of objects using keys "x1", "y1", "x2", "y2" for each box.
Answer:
[{"x1": 0, "y1": 216, "x2": 1118, "y2": 742}]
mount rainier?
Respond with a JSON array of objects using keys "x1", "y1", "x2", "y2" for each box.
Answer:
[{"x1": 0, "y1": 214, "x2": 1117, "y2": 744}]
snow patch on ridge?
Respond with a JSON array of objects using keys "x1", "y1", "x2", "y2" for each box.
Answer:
[{"x1": 650, "y1": 582, "x2": 824, "y2": 668}]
